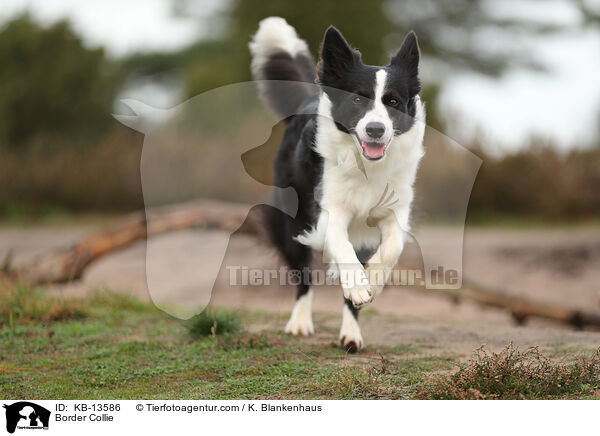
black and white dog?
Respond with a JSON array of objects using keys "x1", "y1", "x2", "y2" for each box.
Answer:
[{"x1": 250, "y1": 17, "x2": 425, "y2": 352}]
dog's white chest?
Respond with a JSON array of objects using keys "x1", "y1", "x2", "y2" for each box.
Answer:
[{"x1": 318, "y1": 161, "x2": 410, "y2": 249}]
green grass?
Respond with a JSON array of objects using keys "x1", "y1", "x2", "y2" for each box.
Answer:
[
  {"x1": 0, "y1": 287, "x2": 453, "y2": 399},
  {"x1": 1, "y1": 287, "x2": 599, "y2": 399}
]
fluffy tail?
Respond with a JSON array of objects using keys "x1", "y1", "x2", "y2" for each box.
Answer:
[{"x1": 250, "y1": 17, "x2": 317, "y2": 120}]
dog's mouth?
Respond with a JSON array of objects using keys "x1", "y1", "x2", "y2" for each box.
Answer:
[{"x1": 361, "y1": 141, "x2": 387, "y2": 160}]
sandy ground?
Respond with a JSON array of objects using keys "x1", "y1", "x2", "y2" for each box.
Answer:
[{"x1": 2, "y1": 223, "x2": 600, "y2": 353}]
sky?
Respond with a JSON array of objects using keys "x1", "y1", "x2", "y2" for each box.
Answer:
[
  {"x1": 441, "y1": 29, "x2": 600, "y2": 152},
  {"x1": 0, "y1": 0, "x2": 204, "y2": 55},
  {"x1": 1, "y1": 0, "x2": 599, "y2": 153}
]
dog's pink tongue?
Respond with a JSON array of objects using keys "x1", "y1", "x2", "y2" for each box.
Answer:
[{"x1": 363, "y1": 142, "x2": 385, "y2": 159}]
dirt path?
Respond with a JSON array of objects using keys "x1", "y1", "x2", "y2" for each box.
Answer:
[{"x1": 2, "y1": 223, "x2": 600, "y2": 353}]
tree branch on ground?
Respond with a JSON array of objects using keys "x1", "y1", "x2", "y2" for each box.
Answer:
[{"x1": 2, "y1": 198, "x2": 599, "y2": 329}]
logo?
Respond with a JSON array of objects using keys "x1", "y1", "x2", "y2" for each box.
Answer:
[{"x1": 3, "y1": 402, "x2": 50, "y2": 434}]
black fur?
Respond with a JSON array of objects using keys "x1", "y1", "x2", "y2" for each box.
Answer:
[
  {"x1": 255, "y1": 51, "x2": 318, "y2": 121},
  {"x1": 262, "y1": 110, "x2": 322, "y2": 299}
]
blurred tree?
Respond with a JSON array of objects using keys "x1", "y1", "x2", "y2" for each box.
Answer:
[
  {"x1": 172, "y1": 0, "x2": 393, "y2": 98},
  {"x1": 229, "y1": 0, "x2": 393, "y2": 63},
  {"x1": 161, "y1": 0, "x2": 598, "y2": 132},
  {"x1": 0, "y1": 14, "x2": 119, "y2": 148}
]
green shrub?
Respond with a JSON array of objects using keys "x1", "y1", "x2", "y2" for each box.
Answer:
[{"x1": 184, "y1": 309, "x2": 243, "y2": 337}]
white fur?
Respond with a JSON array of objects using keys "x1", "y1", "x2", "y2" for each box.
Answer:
[
  {"x1": 249, "y1": 17, "x2": 310, "y2": 79},
  {"x1": 285, "y1": 287, "x2": 314, "y2": 336},
  {"x1": 356, "y1": 69, "x2": 394, "y2": 146},
  {"x1": 339, "y1": 304, "x2": 364, "y2": 350},
  {"x1": 296, "y1": 76, "x2": 426, "y2": 308}
]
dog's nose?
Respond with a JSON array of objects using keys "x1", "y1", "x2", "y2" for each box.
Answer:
[{"x1": 366, "y1": 122, "x2": 385, "y2": 139}]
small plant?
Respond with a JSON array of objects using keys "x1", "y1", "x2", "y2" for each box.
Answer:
[
  {"x1": 417, "y1": 344, "x2": 600, "y2": 399},
  {"x1": 184, "y1": 308, "x2": 243, "y2": 338}
]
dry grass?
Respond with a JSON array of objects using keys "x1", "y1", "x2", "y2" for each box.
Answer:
[
  {"x1": 0, "y1": 285, "x2": 86, "y2": 327},
  {"x1": 1, "y1": 124, "x2": 599, "y2": 224},
  {"x1": 417, "y1": 344, "x2": 600, "y2": 399},
  {"x1": 467, "y1": 145, "x2": 600, "y2": 222},
  {"x1": 0, "y1": 128, "x2": 143, "y2": 218},
  {"x1": 414, "y1": 142, "x2": 600, "y2": 223},
  {"x1": 0, "y1": 285, "x2": 148, "y2": 327}
]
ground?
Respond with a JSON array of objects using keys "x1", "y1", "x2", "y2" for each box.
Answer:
[
  {"x1": 1, "y1": 289, "x2": 599, "y2": 399},
  {"x1": 0, "y1": 291, "x2": 443, "y2": 399},
  {"x1": 1, "y1": 222, "x2": 600, "y2": 399}
]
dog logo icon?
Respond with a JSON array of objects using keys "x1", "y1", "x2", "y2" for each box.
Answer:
[{"x1": 3, "y1": 402, "x2": 50, "y2": 434}]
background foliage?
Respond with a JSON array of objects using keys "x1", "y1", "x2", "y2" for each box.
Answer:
[{"x1": 0, "y1": 0, "x2": 598, "y2": 222}]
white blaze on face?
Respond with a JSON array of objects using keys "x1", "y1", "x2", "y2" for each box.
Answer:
[{"x1": 356, "y1": 69, "x2": 393, "y2": 159}]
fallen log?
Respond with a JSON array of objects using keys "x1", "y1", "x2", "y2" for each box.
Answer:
[
  {"x1": 2, "y1": 198, "x2": 599, "y2": 329},
  {"x1": 428, "y1": 283, "x2": 600, "y2": 330},
  {"x1": 2, "y1": 199, "x2": 260, "y2": 286}
]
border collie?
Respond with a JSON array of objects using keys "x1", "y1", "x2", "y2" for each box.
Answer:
[{"x1": 250, "y1": 17, "x2": 425, "y2": 352}]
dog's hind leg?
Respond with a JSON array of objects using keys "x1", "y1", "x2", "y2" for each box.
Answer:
[
  {"x1": 285, "y1": 284, "x2": 314, "y2": 336},
  {"x1": 284, "y1": 243, "x2": 315, "y2": 336}
]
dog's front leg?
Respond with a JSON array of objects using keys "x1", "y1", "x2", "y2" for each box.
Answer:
[
  {"x1": 365, "y1": 213, "x2": 405, "y2": 298},
  {"x1": 324, "y1": 211, "x2": 373, "y2": 308}
]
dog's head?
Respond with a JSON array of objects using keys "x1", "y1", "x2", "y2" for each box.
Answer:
[{"x1": 317, "y1": 26, "x2": 421, "y2": 161}]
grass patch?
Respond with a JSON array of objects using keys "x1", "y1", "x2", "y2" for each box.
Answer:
[
  {"x1": 1, "y1": 287, "x2": 598, "y2": 399},
  {"x1": 0, "y1": 285, "x2": 87, "y2": 327},
  {"x1": 0, "y1": 285, "x2": 155, "y2": 328},
  {"x1": 417, "y1": 344, "x2": 600, "y2": 399},
  {"x1": 0, "y1": 285, "x2": 454, "y2": 399},
  {"x1": 184, "y1": 309, "x2": 244, "y2": 337}
]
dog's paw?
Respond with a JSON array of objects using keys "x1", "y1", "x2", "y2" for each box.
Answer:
[
  {"x1": 343, "y1": 283, "x2": 373, "y2": 308},
  {"x1": 364, "y1": 265, "x2": 391, "y2": 299},
  {"x1": 339, "y1": 306, "x2": 364, "y2": 353},
  {"x1": 340, "y1": 334, "x2": 364, "y2": 353},
  {"x1": 285, "y1": 315, "x2": 314, "y2": 336},
  {"x1": 366, "y1": 277, "x2": 385, "y2": 300}
]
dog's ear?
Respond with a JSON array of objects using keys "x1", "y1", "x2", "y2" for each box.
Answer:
[
  {"x1": 390, "y1": 30, "x2": 420, "y2": 77},
  {"x1": 318, "y1": 26, "x2": 359, "y2": 84}
]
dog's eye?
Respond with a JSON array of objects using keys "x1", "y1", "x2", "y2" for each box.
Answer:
[
  {"x1": 388, "y1": 98, "x2": 399, "y2": 107},
  {"x1": 353, "y1": 96, "x2": 362, "y2": 104}
]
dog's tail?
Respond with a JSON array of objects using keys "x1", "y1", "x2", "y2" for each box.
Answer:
[{"x1": 250, "y1": 17, "x2": 317, "y2": 120}]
